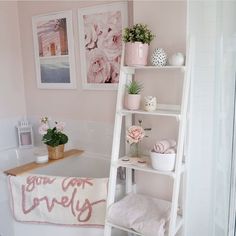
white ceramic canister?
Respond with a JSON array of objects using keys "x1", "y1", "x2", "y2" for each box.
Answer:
[
  {"x1": 144, "y1": 96, "x2": 157, "y2": 112},
  {"x1": 168, "y1": 52, "x2": 185, "y2": 66}
]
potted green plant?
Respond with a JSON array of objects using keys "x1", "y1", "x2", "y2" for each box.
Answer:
[
  {"x1": 123, "y1": 23, "x2": 155, "y2": 66},
  {"x1": 125, "y1": 80, "x2": 143, "y2": 110},
  {"x1": 39, "y1": 117, "x2": 68, "y2": 160}
]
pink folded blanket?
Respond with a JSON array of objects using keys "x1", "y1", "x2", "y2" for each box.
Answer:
[
  {"x1": 153, "y1": 139, "x2": 176, "y2": 154},
  {"x1": 8, "y1": 174, "x2": 108, "y2": 227}
]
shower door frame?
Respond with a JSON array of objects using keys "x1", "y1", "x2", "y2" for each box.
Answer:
[{"x1": 228, "y1": 72, "x2": 236, "y2": 236}]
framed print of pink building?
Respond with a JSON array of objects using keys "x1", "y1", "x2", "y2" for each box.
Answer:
[
  {"x1": 32, "y1": 11, "x2": 76, "y2": 89},
  {"x1": 37, "y1": 18, "x2": 68, "y2": 57}
]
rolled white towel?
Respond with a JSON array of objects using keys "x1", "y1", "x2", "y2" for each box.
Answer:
[
  {"x1": 164, "y1": 148, "x2": 176, "y2": 154},
  {"x1": 169, "y1": 139, "x2": 176, "y2": 148},
  {"x1": 153, "y1": 139, "x2": 176, "y2": 153}
]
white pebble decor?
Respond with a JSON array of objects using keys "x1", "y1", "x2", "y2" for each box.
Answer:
[{"x1": 150, "y1": 48, "x2": 168, "y2": 66}]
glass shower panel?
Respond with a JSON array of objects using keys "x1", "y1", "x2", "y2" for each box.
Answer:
[
  {"x1": 186, "y1": 1, "x2": 236, "y2": 236},
  {"x1": 212, "y1": 1, "x2": 236, "y2": 235}
]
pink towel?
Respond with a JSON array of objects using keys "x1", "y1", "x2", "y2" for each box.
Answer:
[{"x1": 153, "y1": 139, "x2": 176, "y2": 154}]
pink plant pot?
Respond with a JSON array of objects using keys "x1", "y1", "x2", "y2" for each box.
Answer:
[
  {"x1": 125, "y1": 94, "x2": 141, "y2": 110},
  {"x1": 125, "y1": 42, "x2": 149, "y2": 66}
]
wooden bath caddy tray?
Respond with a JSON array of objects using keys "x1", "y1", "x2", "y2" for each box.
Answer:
[{"x1": 4, "y1": 149, "x2": 84, "y2": 176}]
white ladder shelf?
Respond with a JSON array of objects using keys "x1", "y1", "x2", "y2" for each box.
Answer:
[{"x1": 104, "y1": 45, "x2": 191, "y2": 236}]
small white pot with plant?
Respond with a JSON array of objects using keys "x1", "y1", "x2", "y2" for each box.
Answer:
[
  {"x1": 150, "y1": 139, "x2": 176, "y2": 171},
  {"x1": 123, "y1": 23, "x2": 155, "y2": 66},
  {"x1": 125, "y1": 80, "x2": 143, "y2": 110}
]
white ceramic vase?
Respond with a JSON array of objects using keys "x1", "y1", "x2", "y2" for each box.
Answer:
[
  {"x1": 144, "y1": 96, "x2": 157, "y2": 112},
  {"x1": 150, "y1": 48, "x2": 168, "y2": 66},
  {"x1": 168, "y1": 52, "x2": 185, "y2": 66}
]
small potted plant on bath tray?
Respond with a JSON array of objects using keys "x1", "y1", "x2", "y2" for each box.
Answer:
[
  {"x1": 123, "y1": 23, "x2": 155, "y2": 66},
  {"x1": 125, "y1": 80, "x2": 143, "y2": 110},
  {"x1": 39, "y1": 117, "x2": 68, "y2": 160},
  {"x1": 150, "y1": 139, "x2": 176, "y2": 171}
]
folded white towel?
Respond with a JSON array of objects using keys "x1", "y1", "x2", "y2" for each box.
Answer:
[
  {"x1": 108, "y1": 193, "x2": 171, "y2": 236},
  {"x1": 164, "y1": 148, "x2": 176, "y2": 154},
  {"x1": 154, "y1": 139, "x2": 176, "y2": 154}
]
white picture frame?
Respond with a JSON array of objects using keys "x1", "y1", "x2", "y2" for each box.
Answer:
[
  {"x1": 32, "y1": 11, "x2": 76, "y2": 89},
  {"x1": 78, "y1": 2, "x2": 128, "y2": 90}
]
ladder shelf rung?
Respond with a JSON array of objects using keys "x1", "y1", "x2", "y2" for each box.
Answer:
[
  {"x1": 122, "y1": 65, "x2": 186, "y2": 74},
  {"x1": 112, "y1": 156, "x2": 185, "y2": 178},
  {"x1": 119, "y1": 108, "x2": 181, "y2": 118},
  {"x1": 106, "y1": 215, "x2": 183, "y2": 236}
]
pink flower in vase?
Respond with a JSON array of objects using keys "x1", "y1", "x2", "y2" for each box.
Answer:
[{"x1": 126, "y1": 126, "x2": 145, "y2": 144}]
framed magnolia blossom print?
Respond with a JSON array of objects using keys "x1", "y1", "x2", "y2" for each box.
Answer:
[
  {"x1": 32, "y1": 11, "x2": 76, "y2": 89},
  {"x1": 78, "y1": 2, "x2": 128, "y2": 90}
]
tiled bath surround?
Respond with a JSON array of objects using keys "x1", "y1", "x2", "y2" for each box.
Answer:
[{"x1": 30, "y1": 117, "x2": 115, "y2": 158}]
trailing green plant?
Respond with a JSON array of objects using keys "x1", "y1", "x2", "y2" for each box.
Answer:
[
  {"x1": 126, "y1": 80, "x2": 143, "y2": 95},
  {"x1": 123, "y1": 23, "x2": 155, "y2": 45}
]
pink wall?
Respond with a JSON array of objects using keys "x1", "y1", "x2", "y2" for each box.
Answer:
[
  {"x1": 18, "y1": 1, "x2": 131, "y2": 124},
  {"x1": 0, "y1": 1, "x2": 26, "y2": 119},
  {"x1": 133, "y1": 1, "x2": 187, "y2": 201},
  {"x1": 133, "y1": 1, "x2": 186, "y2": 57},
  {"x1": 17, "y1": 0, "x2": 186, "y2": 127},
  {"x1": 133, "y1": 0, "x2": 187, "y2": 152}
]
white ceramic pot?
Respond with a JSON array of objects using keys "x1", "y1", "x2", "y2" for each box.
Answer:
[
  {"x1": 125, "y1": 42, "x2": 149, "y2": 66},
  {"x1": 125, "y1": 94, "x2": 141, "y2": 110},
  {"x1": 150, "y1": 151, "x2": 176, "y2": 171},
  {"x1": 168, "y1": 52, "x2": 185, "y2": 66}
]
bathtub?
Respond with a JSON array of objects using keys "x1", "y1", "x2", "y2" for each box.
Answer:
[{"x1": 0, "y1": 148, "x2": 125, "y2": 236}]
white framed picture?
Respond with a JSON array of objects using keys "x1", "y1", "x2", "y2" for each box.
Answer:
[
  {"x1": 32, "y1": 11, "x2": 76, "y2": 89},
  {"x1": 78, "y1": 2, "x2": 128, "y2": 90}
]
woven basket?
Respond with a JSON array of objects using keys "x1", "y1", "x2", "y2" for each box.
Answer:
[{"x1": 47, "y1": 144, "x2": 65, "y2": 160}]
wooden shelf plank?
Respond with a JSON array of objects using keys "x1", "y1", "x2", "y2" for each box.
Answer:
[
  {"x1": 4, "y1": 149, "x2": 84, "y2": 176},
  {"x1": 113, "y1": 156, "x2": 177, "y2": 177},
  {"x1": 122, "y1": 65, "x2": 186, "y2": 74}
]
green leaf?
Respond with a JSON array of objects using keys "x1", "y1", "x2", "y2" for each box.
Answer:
[{"x1": 126, "y1": 81, "x2": 143, "y2": 94}]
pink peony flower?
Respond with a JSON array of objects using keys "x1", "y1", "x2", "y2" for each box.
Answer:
[
  {"x1": 87, "y1": 49, "x2": 111, "y2": 83},
  {"x1": 110, "y1": 57, "x2": 121, "y2": 83},
  {"x1": 55, "y1": 121, "x2": 65, "y2": 132},
  {"x1": 38, "y1": 123, "x2": 49, "y2": 135},
  {"x1": 84, "y1": 23, "x2": 98, "y2": 50},
  {"x1": 97, "y1": 29, "x2": 122, "y2": 60},
  {"x1": 107, "y1": 11, "x2": 122, "y2": 30},
  {"x1": 126, "y1": 126, "x2": 145, "y2": 144}
]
